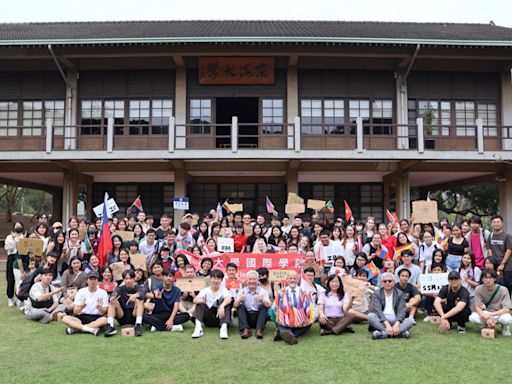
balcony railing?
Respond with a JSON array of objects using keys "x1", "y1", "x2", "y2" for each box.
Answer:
[{"x1": 0, "y1": 117, "x2": 510, "y2": 154}]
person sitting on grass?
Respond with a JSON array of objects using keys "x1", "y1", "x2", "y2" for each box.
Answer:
[
  {"x1": 104, "y1": 270, "x2": 145, "y2": 337},
  {"x1": 469, "y1": 269, "x2": 512, "y2": 336},
  {"x1": 422, "y1": 262, "x2": 446, "y2": 323},
  {"x1": 395, "y1": 268, "x2": 421, "y2": 323},
  {"x1": 434, "y1": 271, "x2": 471, "y2": 334},
  {"x1": 394, "y1": 250, "x2": 421, "y2": 287},
  {"x1": 368, "y1": 272, "x2": 414, "y2": 339},
  {"x1": 318, "y1": 274, "x2": 355, "y2": 336},
  {"x1": 25, "y1": 268, "x2": 66, "y2": 323},
  {"x1": 348, "y1": 269, "x2": 376, "y2": 322},
  {"x1": 61, "y1": 271, "x2": 108, "y2": 336},
  {"x1": 142, "y1": 269, "x2": 190, "y2": 333},
  {"x1": 140, "y1": 262, "x2": 164, "y2": 313},
  {"x1": 233, "y1": 270, "x2": 271, "y2": 339},
  {"x1": 179, "y1": 264, "x2": 198, "y2": 316},
  {"x1": 192, "y1": 269, "x2": 232, "y2": 339}
]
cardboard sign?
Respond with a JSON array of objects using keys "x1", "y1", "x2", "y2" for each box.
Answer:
[
  {"x1": 285, "y1": 203, "x2": 305, "y2": 214},
  {"x1": 225, "y1": 278, "x2": 241, "y2": 289},
  {"x1": 93, "y1": 198, "x2": 119, "y2": 218},
  {"x1": 173, "y1": 197, "x2": 190, "y2": 210},
  {"x1": 419, "y1": 273, "x2": 448, "y2": 294},
  {"x1": 307, "y1": 199, "x2": 326, "y2": 210},
  {"x1": 114, "y1": 230, "x2": 135, "y2": 242},
  {"x1": 481, "y1": 328, "x2": 496, "y2": 339},
  {"x1": 220, "y1": 228, "x2": 233, "y2": 238},
  {"x1": 218, "y1": 237, "x2": 235, "y2": 252},
  {"x1": 230, "y1": 203, "x2": 244, "y2": 213},
  {"x1": 301, "y1": 263, "x2": 321, "y2": 277},
  {"x1": 110, "y1": 262, "x2": 127, "y2": 281},
  {"x1": 412, "y1": 200, "x2": 438, "y2": 224},
  {"x1": 287, "y1": 192, "x2": 304, "y2": 205},
  {"x1": 341, "y1": 275, "x2": 367, "y2": 304},
  {"x1": 17, "y1": 239, "x2": 44, "y2": 256},
  {"x1": 175, "y1": 277, "x2": 206, "y2": 292},
  {"x1": 243, "y1": 225, "x2": 253, "y2": 236},
  {"x1": 130, "y1": 253, "x2": 147, "y2": 271},
  {"x1": 269, "y1": 269, "x2": 292, "y2": 282},
  {"x1": 122, "y1": 326, "x2": 135, "y2": 337}
]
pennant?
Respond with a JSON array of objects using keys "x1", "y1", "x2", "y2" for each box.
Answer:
[
  {"x1": 325, "y1": 200, "x2": 335, "y2": 214},
  {"x1": 300, "y1": 272, "x2": 316, "y2": 294},
  {"x1": 266, "y1": 196, "x2": 278, "y2": 216},
  {"x1": 344, "y1": 200, "x2": 352, "y2": 221},
  {"x1": 222, "y1": 199, "x2": 232, "y2": 214},
  {"x1": 83, "y1": 233, "x2": 92, "y2": 254}
]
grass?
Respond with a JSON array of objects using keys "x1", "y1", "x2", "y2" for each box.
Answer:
[{"x1": 1, "y1": 281, "x2": 511, "y2": 384}]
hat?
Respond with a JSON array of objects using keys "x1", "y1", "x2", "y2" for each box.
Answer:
[
  {"x1": 183, "y1": 213, "x2": 193, "y2": 219},
  {"x1": 52, "y1": 222, "x2": 63, "y2": 229},
  {"x1": 448, "y1": 271, "x2": 461, "y2": 280},
  {"x1": 87, "y1": 271, "x2": 100, "y2": 279}
]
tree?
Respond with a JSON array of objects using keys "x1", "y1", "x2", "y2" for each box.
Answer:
[{"x1": 0, "y1": 185, "x2": 23, "y2": 223}]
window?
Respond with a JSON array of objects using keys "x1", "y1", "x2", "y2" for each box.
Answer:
[
  {"x1": 22, "y1": 101, "x2": 43, "y2": 136},
  {"x1": 44, "y1": 101, "x2": 65, "y2": 136},
  {"x1": 477, "y1": 103, "x2": 498, "y2": 136},
  {"x1": 81, "y1": 100, "x2": 103, "y2": 135},
  {"x1": 189, "y1": 99, "x2": 211, "y2": 134},
  {"x1": 262, "y1": 99, "x2": 283, "y2": 134},
  {"x1": 301, "y1": 99, "x2": 344, "y2": 135},
  {"x1": 129, "y1": 100, "x2": 150, "y2": 135},
  {"x1": 371, "y1": 100, "x2": 393, "y2": 135},
  {"x1": 151, "y1": 100, "x2": 173, "y2": 135},
  {"x1": 0, "y1": 102, "x2": 18, "y2": 137},
  {"x1": 349, "y1": 99, "x2": 370, "y2": 134},
  {"x1": 417, "y1": 100, "x2": 451, "y2": 136},
  {"x1": 300, "y1": 99, "x2": 322, "y2": 134},
  {"x1": 104, "y1": 100, "x2": 125, "y2": 135},
  {"x1": 455, "y1": 101, "x2": 475, "y2": 136},
  {"x1": 323, "y1": 100, "x2": 345, "y2": 134}
]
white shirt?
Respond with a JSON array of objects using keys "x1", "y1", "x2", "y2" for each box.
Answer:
[
  {"x1": 28, "y1": 282, "x2": 61, "y2": 308},
  {"x1": 197, "y1": 286, "x2": 232, "y2": 309},
  {"x1": 394, "y1": 263, "x2": 422, "y2": 286},
  {"x1": 313, "y1": 240, "x2": 344, "y2": 267},
  {"x1": 74, "y1": 287, "x2": 109, "y2": 315},
  {"x1": 418, "y1": 242, "x2": 441, "y2": 272},
  {"x1": 236, "y1": 286, "x2": 270, "y2": 311},
  {"x1": 342, "y1": 239, "x2": 357, "y2": 267},
  {"x1": 383, "y1": 292, "x2": 394, "y2": 316}
]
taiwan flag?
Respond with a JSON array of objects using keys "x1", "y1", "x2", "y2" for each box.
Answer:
[{"x1": 97, "y1": 193, "x2": 113, "y2": 267}]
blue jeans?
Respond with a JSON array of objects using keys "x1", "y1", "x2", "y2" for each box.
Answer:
[{"x1": 446, "y1": 255, "x2": 462, "y2": 271}]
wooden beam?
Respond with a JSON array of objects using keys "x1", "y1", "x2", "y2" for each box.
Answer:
[
  {"x1": 58, "y1": 55, "x2": 76, "y2": 70},
  {"x1": 417, "y1": 173, "x2": 498, "y2": 191},
  {"x1": 288, "y1": 55, "x2": 299, "y2": 66},
  {"x1": 399, "y1": 160, "x2": 421, "y2": 171},
  {"x1": 288, "y1": 160, "x2": 301, "y2": 169},
  {"x1": 0, "y1": 177, "x2": 60, "y2": 193},
  {"x1": 172, "y1": 55, "x2": 185, "y2": 67},
  {"x1": 51, "y1": 160, "x2": 75, "y2": 171}
]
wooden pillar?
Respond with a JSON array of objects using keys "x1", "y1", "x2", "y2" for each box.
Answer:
[{"x1": 499, "y1": 169, "x2": 512, "y2": 233}]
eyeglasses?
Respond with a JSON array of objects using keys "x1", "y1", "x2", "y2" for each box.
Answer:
[{"x1": 382, "y1": 280, "x2": 394, "y2": 283}]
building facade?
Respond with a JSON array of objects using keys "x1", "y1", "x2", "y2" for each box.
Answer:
[{"x1": 0, "y1": 20, "x2": 511, "y2": 228}]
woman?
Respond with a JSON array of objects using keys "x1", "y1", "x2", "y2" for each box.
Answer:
[
  {"x1": 210, "y1": 222, "x2": 222, "y2": 242},
  {"x1": 318, "y1": 274, "x2": 355, "y2": 335},
  {"x1": 219, "y1": 217, "x2": 233, "y2": 238},
  {"x1": 396, "y1": 232, "x2": 418, "y2": 263},
  {"x1": 429, "y1": 249, "x2": 447, "y2": 273},
  {"x1": 116, "y1": 219, "x2": 128, "y2": 231},
  {"x1": 297, "y1": 236, "x2": 310, "y2": 254},
  {"x1": 4, "y1": 221, "x2": 25, "y2": 306},
  {"x1": 287, "y1": 226, "x2": 302, "y2": 247},
  {"x1": 330, "y1": 226, "x2": 344, "y2": 246},
  {"x1": 378, "y1": 223, "x2": 396, "y2": 265},
  {"x1": 173, "y1": 254, "x2": 190, "y2": 278},
  {"x1": 193, "y1": 221, "x2": 209, "y2": 247},
  {"x1": 196, "y1": 257, "x2": 213, "y2": 277},
  {"x1": 61, "y1": 256, "x2": 87, "y2": 309},
  {"x1": 67, "y1": 216, "x2": 79, "y2": 232},
  {"x1": 34, "y1": 251, "x2": 60, "y2": 284},
  {"x1": 251, "y1": 238, "x2": 268, "y2": 254},
  {"x1": 13, "y1": 230, "x2": 36, "y2": 308},
  {"x1": 111, "y1": 248, "x2": 135, "y2": 284},
  {"x1": 232, "y1": 224, "x2": 247, "y2": 253},
  {"x1": 349, "y1": 253, "x2": 368, "y2": 277},
  {"x1": 246, "y1": 224, "x2": 265, "y2": 252},
  {"x1": 106, "y1": 235, "x2": 124, "y2": 265},
  {"x1": 458, "y1": 251, "x2": 481, "y2": 310},
  {"x1": 267, "y1": 225, "x2": 285, "y2": 247},
  {"x1": 446, "y1": 223, "x2": 469, "y2": 271},
  {"x1": 63, "y1": 228, "x2": 83, "y2": 262},
  {"x1": 46, "y1": 230, "x2": 66, "y2": 273},
  {"x1": 481, "y1": 257, "x2": 505, "y2": 286},
  {"x1": 330, "y1": 256, "x2": 348, "y2": 276},
  {"x1": 363, "y1": 217, "x2": 376, "y2": 244},
  {"x1": 84, "y1": 254, "x2": 101, "y2": 275},
  {"x1": 134, "y1": 269, "x2": 145, "y2": 286},
  {"x1": 34, "y1": 223, "x2": 50, "y2": 255},
  {"x1": 132, "y1": 223, "x2": 145, "y2": 244},
  {"x1": 98, "y1": 266, "x2": 116, "y2": 295},
  {"x1": 341, "y1": 225, "x2": 359, "y2": 267},
  {"x1": 205, "y1": 238, "x2": 217, "y2": 252}
]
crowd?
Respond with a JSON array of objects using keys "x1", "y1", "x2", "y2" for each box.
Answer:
[{"x1": 4, "y1": 208, "x2": 512, "y2": 344}]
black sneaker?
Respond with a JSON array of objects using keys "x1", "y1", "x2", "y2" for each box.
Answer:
[
  {"x1": 134, "y1": 324, "x2": 143, "y2": 337},
  {"x1": 104, "y1": 325, "x2": 118, "y2": 337},
  {"x1": 343, "y1": 326, "x2": 355, "y2": 334}
]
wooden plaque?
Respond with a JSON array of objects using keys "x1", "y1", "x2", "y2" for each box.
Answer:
[{"x1": 199, "y1": 57, "x2": 275, "y2": 85}]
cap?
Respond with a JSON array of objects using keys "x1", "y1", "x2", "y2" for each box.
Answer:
[
  {"x1": 87, "y1": 271, "x2": 100, "y2": 279},
  {"x1": 52, "y1": 222, "x2": 63, "y2": 229},
  {"x1": 448, "y1": 271, "x2": 461, "y2": 280}
]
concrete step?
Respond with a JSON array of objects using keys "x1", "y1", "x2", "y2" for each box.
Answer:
[{"x1": 0, "y1": 260, "x2": 6, "y2": 272}]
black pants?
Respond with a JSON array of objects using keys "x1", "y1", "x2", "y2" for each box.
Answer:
[
  {"x1": 443, "y1": 304, "x2": 471, "y2": 327},
  {"x1": 503, "y1": 271, "x2": 512, "y2": 295},
  {"x1": 194, "y1": 303, "x2": 232, "y2": 327},
  {"x1": 143, "y1": 311, "x2": 190, "y2": 331},
  {"x1": 237, "y1": 304, "x2": 267, "y2": 331},
  {"x1": 6, "y1": 254, "x2": 16, "y2": 299}
]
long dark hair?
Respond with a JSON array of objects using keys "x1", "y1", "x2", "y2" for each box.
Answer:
[{"x1": 326, "y1": 274, "x2": 345, "y2": 301}]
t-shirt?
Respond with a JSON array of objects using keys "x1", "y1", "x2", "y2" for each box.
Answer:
[
  {"x1": 74, "y1": 287, "x2": 109, "y2": 315},
  {"x1": 29, "y1": 282, "x2": 61, "y2": 308},
  {"x1": 447, "y1": 237, "x2": 469, "y2": 257},
  {"x1": 418, "y1": 242, "x2": 442, "y2": 272},
  {"x1": 141, "y1": 276, "x2": 164, "y2": 299},
  {"x1": 474, "y1": 284, "x2": 512, "y2": 312},
  {"x1": 318, "y1": 291, "x2": 347, "y2": 318},
  {"x1": 113, "y1": 285, "x2": 141, "y2": 310},
  {"x1": 153, "y1": 285, "x2": 182, "y2": 313},
  {"x1": 197, "y1": 286, "x2": 232, "y2": 309},
  {"x1": 470, "y1": 232, "x2": 485, "y2": 269},
  {"x1": 314, "y1": 240, "x2": 344, "y2": 268},
  {"x1": 487, "y1": 232, "x2": 512, "y2": 271},
  {"x1": 459, "y1": 267, "x2": 482, "y2": 296},
  {"x1": 394, "y1": 264, "x2": 421, "y2": 286},
  {"x1": 395, "y1": 282, "x2": 419, "y2": 303},
  {"x1": 361, "y1": 243, "x2": 388, "y2": 269},
  {"x1": 437, "y1": 285, "x2": 470, "y2": 310}
]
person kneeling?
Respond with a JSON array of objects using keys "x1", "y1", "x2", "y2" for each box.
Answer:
[
  {"x1": 61, "y1": 271, "x2": 108, "y2": 336},
  {"x1": 104, "y1": 270, "x2": 145, "y2": 337},
  {"x1": 233, "y1": 270, "x2": 271, "y2": 339},
  {"x1": 434, "y1": 271, "x2": 471, "y2": 334},
  {"x1": 318, "y1": 274, "x2": 355, "y2": 336},
  {"x1": 142, "y1": 269, "x2": 191, "y2": 332},
  {"x1": 368, "y1": 272, "x2": 414, "y2": 339},
  {"x1": 192, "y1": 269, "x2": 232, "y2": 339},
  {"x1": 25, "y1": 268, "x2": 66, "y2": 323}
]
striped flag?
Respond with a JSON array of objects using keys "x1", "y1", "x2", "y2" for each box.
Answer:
[
  {"x1": 374, "y1": 247, "x2": 388, "y2": 260},
  {"x1": 362, "y1": 261, "x2": 380, "y2": 279},
  {"x1": 83, "y1": 233, "x2": 92, "y2": 254},
  {"x1": 300, "y1": 272, "x2": 316, "y2": 294},
  {"x1": 97, "y1": 193, "x2": 112, "y2": 267},
  {"x1": 395, "y1": 244, "x2": 414, "y2": 260},
  {"x1": 265, "y1": 196, "x2": 278, "y2": 216}
]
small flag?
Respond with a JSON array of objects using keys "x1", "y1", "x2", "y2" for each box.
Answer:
[
  {"x1": 83, "y1": 233, "x2": 92, "y2": 254},
  {"x1": 328, "y1": 266, "x2": 346, "y2": 277},
  {"x1": 202, "y1": 243, "x2": 214, "y2": 255},
  {"x1": 344, "y1": 200, "x2": 352, "y2": 221},
  {"x1": 266, "y1": 196, "x2": 278, "y2": 216},
  {"x1": 395, "y1": 244, "x2": 414, "y2": 260},
  {"x1": 315, "y1": 246, "x2": 325, "y2": 266},
  {"x1": 130, "y1": 195, "x2": 143, "y2": 212},
  {"x1": 97, "y1": 192, "x2": 113, "y2": 267},
  {"x1": 178, "y1": 240, "x2": 188, "y2": 251},
  {"x1": 197, "y1": 232, "x2": 205, "y2": 247},
  {"x1": 374, "y1": 247, "x2": 388, "y2": 260},
  {"x1": 386, "y1": 209, "x2": 396, "y2": 225},
  {"x1": 216, "y1": 202, "x2": 223, "y2": 220},
  {"x1": 226, "y1": 278, "x2": 241, "y2": 289},
  {"x1": 325, "y1": 200, "x2": 334, "y2": 214},
  {"x1": 362, "y1": 261, "x2": 379, "y2": 279},
  {"x1": 300, "y1": 272, "x2": 316, "y2": 294},
  {"x1": 222, "y1": 199, "x2": 232, "y2": 213}
]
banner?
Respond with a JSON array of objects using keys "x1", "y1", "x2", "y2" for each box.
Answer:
[{"x1": 419, "y1": 273, "x2": 448, "y2": 294}]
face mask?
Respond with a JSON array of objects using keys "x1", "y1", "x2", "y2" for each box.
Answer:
[
  {"x1": 259, "y1": 277, "x2": 268, "y2": 284},
  {"x1": 356, "y1": 226, "x2": 363, "y2": 232},
  {"x1": 15, "y1": 227, "x2": 24, "y2": 234},
  {"x1": 161, "y1": 255, "x2": 169, "y2": 260}
]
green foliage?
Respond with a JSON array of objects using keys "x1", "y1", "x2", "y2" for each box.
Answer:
[{"x1": 0, "y1": 185, "x2": 52, "y2": 216}]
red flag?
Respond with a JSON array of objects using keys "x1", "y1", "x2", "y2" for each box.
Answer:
[
  {"x1": 344, "y1": 200, "x2": 352, "y2": 221},
  {"x1": 130, "y1": 195, "x2": 143, "y2": 212},
  {"x1": 97, "y1": 193, "x2": 112, "y2": 267},
  {"x1": 386, "y1": 209, "x2": 395, "y2": 224}
]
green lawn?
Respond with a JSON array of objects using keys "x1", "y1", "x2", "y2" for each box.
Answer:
[{"x1": 1, "y1": 282, "x2": 511, "y2": 384}]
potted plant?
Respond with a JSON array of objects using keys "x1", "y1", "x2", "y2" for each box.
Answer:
[{"x1": 423, "y1": 107, "x2": 436, "y2": 136}]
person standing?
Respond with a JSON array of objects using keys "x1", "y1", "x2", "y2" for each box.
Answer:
[
  {"x1": 487, "y1": 215, "x2": 512, "y2": 294},
  {"x1": 465, "y1": 216, "x2": 490, "y2": 270},
  {"x1": 4, "y1": 222, "x2": 25, "y2": 306}
]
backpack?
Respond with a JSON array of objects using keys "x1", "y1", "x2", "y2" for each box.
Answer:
[{"x1": 16, "y1": 270, "x2": 37, "y2": 301}]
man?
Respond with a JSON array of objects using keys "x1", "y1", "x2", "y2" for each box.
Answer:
[
  {"x1": 362, "y1": 233, "x2": 388, "y2": 270},
  {"x1": 434, "y1": 271, "x2": 471, "y2": 333},
  {"x1": 192, "y1": 269, "x2": 232, "y2": 339},
  {"x1": 314, "y1": 229, "x2": 344, "y2": 269},
  {"x1": 222, "y1": 263, "x2": 241, "y2": 298},
  {"x1": 140, "y1": 262, "x2": 165, "y2": 312},
  {"x1": 61, "y1": 271, "x2": 109, "y2": 336},
  {"x1": 256, "y1": 214, "x2": 268, "y2": 232},
  {"x1": 272, "y1": 270, "x2": 315, "y2": 345},
  {"x1": 176, "y1": 222, "x2": 194, "y2": 248},
  {"x1": 368, "y1": 272, "x2": 414, "y2": 339},
  {"x1": 25, "y1": 268, "x2": 65, "y2": 323},
  {"x1": 487, "y1": 215, "x2": 512, "y2": 293},
  {"x1": 394, "y1": 250, "x2": 421, "y2": 286},
  {"x1": 465, "y1": 216, "x2": 490, "y2": 270},
  {"x1": 469, "y1": 269, "x2": 512, "y2": 336},
  {"x1": 395, "y1": 268, "x2": 421, "y2": 322},
  {"x1": 157, "y1": 230, "x2": 177, "y2": 256},
  {"x1": 104, "y1": 270, "x2": 145, "y2": 337},
  {"x1": 138, "y1": 228, "x2": 159, "y2": 267},
  {"x1": 281, "y1": 216, "x2": 292, "y2": 235},
  {"x1": 142, "y1": 269, "x2": 191, "y2": 332},
  {"x1": 155, "y1": 214, "x2": 174, "y2": 240},
  {"x1": 233, "y1": 270, "x2": 271, "y2": 339}
]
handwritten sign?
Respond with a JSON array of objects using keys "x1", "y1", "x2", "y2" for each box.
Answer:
[
  {"x1": 199, "y1": 57, "x2": 275, "y2": 85},
  {"x1": 218, "y1": 237, "x2": 234, "y2": 253},
  {"x1": 93, "y1": 198, "x2": 119, "y2": 218},
  {"x1": 285, "y1": 204, "x2": 305, "y2": 214},
  {"x1": 130, "y1": 253, "x2": 147, "y2": 271},
  {"x1": 17, "y1": 239, "x2": 44, "y2": 256},
  {"x1": 301, "y1": 263, "x2": 321, "y2": 277},
  {"x1": 269, "y1": 269, "x2": 292, "y2": 282},
  {"x1": 110, "y1": 262, "x2": 129, "y2": 281},
  {"x1": 307, "y1": 199, "x2": 326, "y2": 210},
  {"x1": 419, "y1": 273, "x2": 448, "y2": 294},
  {"x1": 412, "y1": 200, "x2": 438, "y2": 224},
  {"x1": 114, "y1": 230, "x2": 134, "y2": 242},
  {"x1": 341, "y1": 275, "x2": 368, "y2": 304},
  {"x1": 175, "y1": 277, "x2": 207, "y2": 292},
  {"x1": 287, "y1": 192, "x2": 304, "y2": 205},
  {"x1": 230, "y1": 203, "x2": 244, "y2": 213}
]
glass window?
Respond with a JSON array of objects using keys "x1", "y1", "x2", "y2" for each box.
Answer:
[
  {"x1": 189, "y1": 99, "x2": 211, "y2": 135},
  {"x1": 371, "y1": 100, "x2": 393, "y2": 135},
  {"x1": 151, "y1": 99, "x2": 173, "y2": 135},
  {"x1": 129, "y1": 99, "x2": 150, "y2": 135},
  {"x1": 324, "y1": 99, "x2": 344, "y2": 134},
  {"x1": 455, "y1": 101, "x2": 475, "y2": 136},
  {"x1": 22, "y1": 101, "x2": 43, "y2": 136},
  {"x1": 105, "y1": 100, "x2": 125, "y2": 135},
  {"x1": 300, "y1": 99, "x2": 322, "y2": 134},
  {"x1": 0, "y1": 102, "x2": 18, "y2": 137},
  {"x1": 417, "y1": 100, "x2": 451, "y2": 136},
  {"x1": 301, "y1": 99, "x2": 344, "y2": 135},
  {"x1": 44, "y1": 100, "x2": 65, "y2": 136},
  {"x1": 80, "y1": 100, "x2": 103, "y2": 135},
  {"x1": 477, "y1": 103, "x2": 498, "y2": 136},
  {"x1": 262, "y1": 99, "x2": 283, "y2": 134}
]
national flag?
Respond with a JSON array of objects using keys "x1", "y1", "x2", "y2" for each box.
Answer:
[
  {"x1": 386, "y1": 209, "x2": 398, "y2": 225},
  {"x1": 362, "y1": 261, "x2": 379, "y2": 279},
  {"x1": 97, "y1": 193, "x2": 113, "y2": 267},
  {"x1": 328, "y1": 266, "x2": 346, "y2": 277},
  {"x1": 202, "y1": 243, "x2": 214, "y2": 255},
  {"x1": 266, "y1": 196, "x2": 278, "y2": 216},
  {"x1": 130, "y1": 195, "x2": 143, "y2": 212},
  {"x1": 325, "y1": 200, "x2": 334, "y2": 214},
  {"x1": 226, "y1": 278, "x2": 241, "y2": 289},
  {"x1": 374, "y1": 247, "x2": 388, "y2": 260},
  {"x1": 178, "y1": 240, "x2": 188, "y2": 251},
  {"x1": 439, "y1": 237, "x2": 448, "y2": 251},
  {"x1": 300, "y1": 272, "x2": 316, "y2": 294},
  {"x1": 83, "y1": 233, "x2": 92, "y2": 254},
  {"x1": 395, "y1": 244, "x2": 414, "y2": 260},
  {"x1": 216, "y1": 202, "x2": 223, "y2": 220},
  {"x1": 315, "y1": 246, "x2": 325, "y2": 266},
  {"x1": 222, "y1": 199, "x2": 232, "y2": 213},
  {"x1": 269, "y1": 244, "x2": 281, "y2": 252},
  {"x1": 344, "y1": 200, "x2": 352, "y2": 221}
]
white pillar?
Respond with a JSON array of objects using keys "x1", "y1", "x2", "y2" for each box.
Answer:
[
  {"x1": 499, "y1": 169, "x2": 512, "y2": 233},
  {"x1": 476, "y1": 118, "x2": 484, "y2": 154},
  {"x1": 288, "y1": 66, "x2": 299, "y2": 151},
  {"x1": 168, "y1": 116, "x2": 175, "y2": 153},
  {"x1": 356, "y1": 117, "x2": 363, "y2": 153},
  {"x1": 417, "y1": 118, "x2": 424, "y2": 153},
  {"x1": 395, "y1": 73, "x2": 409, "y2": 149},
  {"x1": 231, "y1": 116, "x2": 238, "y2": 152},
  {"x1": 294, "y1": 116, "x2": 301, "y2": 152},
  {"x1": 65, "y1": 70, "x2": 78, "y2": 150},
  {"x1": 397, "y1": 171, "x2": 411, "y2": 220},
  {"x1": 175, "y1": 67, "x2": 187, "y2": 149},
  {"x1": 45, "y1": 118, "x2": 53, "y2": 154},
  {"x1": 106, "y1": 117, "x2": 114, "y2": 153}
]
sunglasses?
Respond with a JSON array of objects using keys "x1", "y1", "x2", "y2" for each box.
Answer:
[{"x1": 382, "y1": 280, "x2": 394, "y2": 283}]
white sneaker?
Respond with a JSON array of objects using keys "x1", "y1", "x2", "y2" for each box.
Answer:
[
  {"x1": 191, "y1": 328, "x2": 203, "y2": 338},
  {"x1": 7, "y1": 298, "x2": 15, "y2": 307},
  {"x1": 150, "y1": 326, "x2": 158, "y2": 332},
  {"x1": 171, "y1": 325, "x2": 184, "y2": 332},
  {"x1": 219, "y1": 327, "x2": 229, "y2": 339},
  {"x1": 502, "y1": 325, "x2": 511, "y2": 337},
  {"x1": 423, "y1": 316, "x2": 432, "y2": 323}
]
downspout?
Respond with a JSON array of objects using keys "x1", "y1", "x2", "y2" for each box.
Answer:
[{"x1": 399, "y1": 44, "x2": 421, "y2": 126}]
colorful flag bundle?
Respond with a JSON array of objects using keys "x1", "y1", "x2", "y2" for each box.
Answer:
[
  {"x1": 273, "y1": 288, "x2": 315, "y2": 328},
  {"x1": 97, "y1": 193, "x2": 113, "y2": 267},
  {"x1": 344, "y1": 200, "x2": 352, "y2": 221},
  {"x1": 265, "y1": 196, "x2": 278, "y2": 216},
  {"x1": 386, "y1": 209, "x2": 399, "y2": 225}
]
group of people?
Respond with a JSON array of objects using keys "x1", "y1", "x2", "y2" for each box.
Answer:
[{"x1": 4, "y1": 208, "x2": 512, "y2": 344}]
